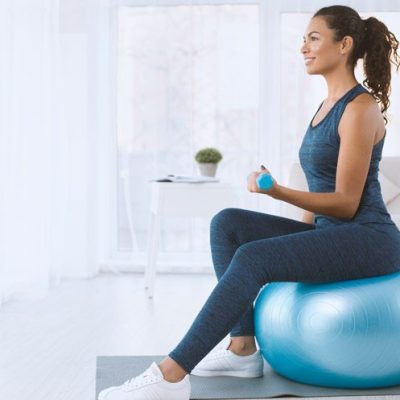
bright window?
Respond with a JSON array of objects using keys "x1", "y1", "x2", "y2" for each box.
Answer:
[{"x1": 116, "y1": 4, "x2": 259, "y2": 268}]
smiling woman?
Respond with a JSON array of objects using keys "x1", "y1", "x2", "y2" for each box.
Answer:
[
  {"x1": 280, "y1": 10, "x2": 400, "y2": 192},
  {"x1": 309, "y1": 7, "x2": 399, "y2": 124}
]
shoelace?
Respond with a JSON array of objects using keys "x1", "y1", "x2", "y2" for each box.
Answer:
[{"x1": 124, "y1": 370, "x2": 161, "y2": 389}]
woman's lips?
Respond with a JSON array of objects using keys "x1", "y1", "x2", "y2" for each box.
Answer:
[{"x1": 304, "y1": 57, "x2": 316, "y2": 65}]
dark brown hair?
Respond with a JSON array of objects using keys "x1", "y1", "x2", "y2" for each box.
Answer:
[{"x1": 314, "y1": 5, "x2": 400, "y2": 124}]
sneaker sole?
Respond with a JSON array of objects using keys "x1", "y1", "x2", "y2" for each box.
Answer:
[{"x1": 191, "y1": 369, "x2": 264, "y2": 378}]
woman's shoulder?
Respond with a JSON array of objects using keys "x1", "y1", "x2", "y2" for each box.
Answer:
[
  {"x1": 340, "y1": 90, "x2": 385, "y2": 137},
  {"x1": 346, "y1": 90, "x2": 382, "y2": 120}
]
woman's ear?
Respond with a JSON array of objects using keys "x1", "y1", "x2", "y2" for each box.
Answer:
[{"x1": 340, "y1": 36, "x2": 354, "y2": 54}]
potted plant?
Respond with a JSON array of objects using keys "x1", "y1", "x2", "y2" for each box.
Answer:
[{"x1": 195, "y1": 147, "x2": 223, "y2": 177}]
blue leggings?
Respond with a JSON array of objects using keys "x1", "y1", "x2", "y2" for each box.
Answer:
[{"x1": 168, "y1": 208, "x2": 400, "y2": 373}]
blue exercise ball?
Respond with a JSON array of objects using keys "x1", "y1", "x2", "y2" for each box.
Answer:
[{"x1": 254, "y1": 271, "x2": 400, "y2": 389}]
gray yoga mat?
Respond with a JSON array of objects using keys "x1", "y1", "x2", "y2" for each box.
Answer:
[{"x1": 96, "y1": 356, "x2": 400, "y2": 399}]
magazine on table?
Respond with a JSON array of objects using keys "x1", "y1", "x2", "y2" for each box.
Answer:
[{"x1": 149, "y1": 174, "x2": 219, "y2": 183}]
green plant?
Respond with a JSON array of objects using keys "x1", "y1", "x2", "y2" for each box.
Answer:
[{"x1": 195, "y1": 147, "x2": 223, "y2": 164}]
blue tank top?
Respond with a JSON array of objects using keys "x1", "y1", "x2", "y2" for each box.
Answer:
[{"x1": 299, "y1": 83, "x2": 397, "y2": 229}]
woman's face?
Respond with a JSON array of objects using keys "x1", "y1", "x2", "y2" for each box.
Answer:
[{"x1": 301, "y1": 16, "x2": 345, "y2": 75}]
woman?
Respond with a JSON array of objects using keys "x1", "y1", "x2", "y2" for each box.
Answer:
[{"x1": 99, "y1": 5, "x2": 400, "y2": 400}]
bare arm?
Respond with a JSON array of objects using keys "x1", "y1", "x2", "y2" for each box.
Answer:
[
  {"x1": 271, "y1": 187, "x2": 354, "y2": 219},
  {"x1": 261, "y1": 95, "x2": 380, "y2": 220}
]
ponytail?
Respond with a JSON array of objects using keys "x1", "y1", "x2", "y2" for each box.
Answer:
[{"x1": 363, "y1": 17, "x2": 400, "y2": 124}]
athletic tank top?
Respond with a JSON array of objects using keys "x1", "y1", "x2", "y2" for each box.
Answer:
[{"x1": 299, "y1": 83, "x2": 397, "y2": 229}]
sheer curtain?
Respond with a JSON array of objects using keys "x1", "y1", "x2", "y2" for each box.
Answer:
[
  {"x1": 0, "y1": 0, "x2": 113, "y2": 305},
  {"x1": 0, "y1": 0, "x2": 59, "y2": 304}
]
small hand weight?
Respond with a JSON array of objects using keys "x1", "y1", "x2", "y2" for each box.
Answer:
[{"x1": 256, "y1": 173, "x2": 274, "y2": 190}]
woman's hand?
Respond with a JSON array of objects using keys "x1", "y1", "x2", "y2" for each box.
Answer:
[{"x1": 247, "y1": 165, "x2": 279, "y2": 197}]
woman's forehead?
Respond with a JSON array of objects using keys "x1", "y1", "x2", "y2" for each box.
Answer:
[{"x1": 304, "y1": 16, "x2": 330, "y2": 36}]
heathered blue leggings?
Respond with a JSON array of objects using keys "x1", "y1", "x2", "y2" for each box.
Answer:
[{"x1": 168, "y1": 208, "x2": 400, "y2": 373}]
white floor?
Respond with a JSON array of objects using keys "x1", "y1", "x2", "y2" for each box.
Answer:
[{"x1": 0, "y1": 272, "x2": 398, "y2": 400}]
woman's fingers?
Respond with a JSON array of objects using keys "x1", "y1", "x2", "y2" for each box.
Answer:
[{"x1": 260, "y1": 164, "x2": 271, "y2": 174}]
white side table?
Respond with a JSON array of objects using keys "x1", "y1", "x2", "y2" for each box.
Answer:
[{"x1": 145, "y1": 182, "x2": 236, "y2": 298}]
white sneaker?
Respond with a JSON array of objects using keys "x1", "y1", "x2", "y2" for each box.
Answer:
[
  {"x1": 191, "y1": 340, "x2": 264, "y2": 378},
  {"x1": 98, "y1": 362, "x2": 191, "y2": 400}
]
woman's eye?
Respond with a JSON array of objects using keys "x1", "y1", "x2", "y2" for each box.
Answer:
[{"x1": 302, "y1": 36, "x2": 318, "y2": 44}]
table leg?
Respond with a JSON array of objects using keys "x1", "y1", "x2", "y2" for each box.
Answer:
[{"x1": 145, "y1": 212, "x2": 160, "y2": 298}]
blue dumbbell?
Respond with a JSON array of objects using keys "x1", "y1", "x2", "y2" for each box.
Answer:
[{"x1": 256, "y1": 173, "x2": 274, "y2": 190}]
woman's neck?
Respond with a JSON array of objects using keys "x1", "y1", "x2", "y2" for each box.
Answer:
[{"x1": 323, "y1": 71, "x2": 358, "y2": 102}]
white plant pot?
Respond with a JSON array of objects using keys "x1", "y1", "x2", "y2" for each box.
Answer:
[{"x1": 198, "y1": 163, "x2": 218, "y2": 177}]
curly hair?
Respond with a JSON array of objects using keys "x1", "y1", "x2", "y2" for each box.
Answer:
[{"x1": 314, "y1": 5, "x2": 400, "y2": 124}]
